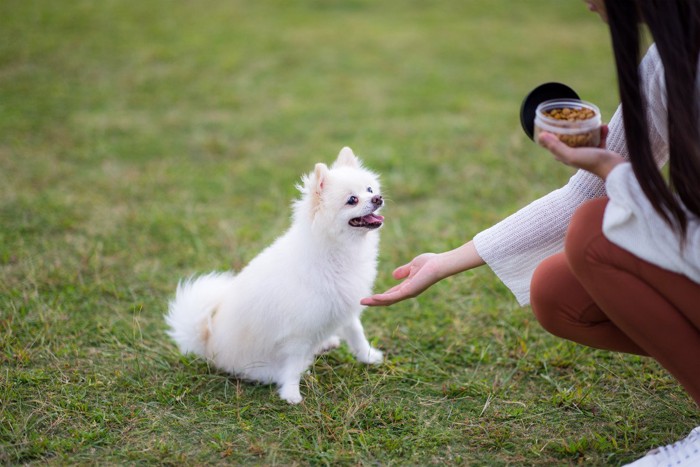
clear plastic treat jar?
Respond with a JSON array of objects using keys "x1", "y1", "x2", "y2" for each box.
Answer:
[{"x1": 534, "y1": 99, "x2": 602, "y2": 148}]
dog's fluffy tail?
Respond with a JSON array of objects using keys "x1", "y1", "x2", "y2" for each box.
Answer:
[{"x1": 165, "y1": 272, "x2": 235, "y2": 358}]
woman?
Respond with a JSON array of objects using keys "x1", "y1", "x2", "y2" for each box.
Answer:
[{"x1": 362, "y1": 1, "x2": 700, "y2": 465}]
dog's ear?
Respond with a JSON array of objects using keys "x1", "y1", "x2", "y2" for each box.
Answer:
[
  {"x1": 332, "y1": 147, "x2": 360, "y2": 168},
  {"x1": 314, "y1": 163, "x2": 328, "y2": 189},
  {"x1": 313, "y1": 162, "x2": 329, "y2": 199}
]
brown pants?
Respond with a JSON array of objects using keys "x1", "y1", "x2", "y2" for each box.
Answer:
[{"x1": 530, "y1": 198, "x2": 700, "y2": 406}]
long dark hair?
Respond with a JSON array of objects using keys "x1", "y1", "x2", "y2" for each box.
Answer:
[{"x1": 605, "y1": 0, "x2": 700, "y2": 241}]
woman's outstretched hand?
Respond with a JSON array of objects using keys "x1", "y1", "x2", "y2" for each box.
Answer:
[
  {"x1": 361, "y1": 242, "x2": 486, "y2": 307},
  {"x1": 360, "y1": 253, "x2": 443, "y2": 306}
]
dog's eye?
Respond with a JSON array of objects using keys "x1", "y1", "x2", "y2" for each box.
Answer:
[
  {"x1": 346, "y1": 196, "x2": 359, "y2": 206},
  {"x1": 367, "y1": 187, "x2": 373, "y2": 193}
]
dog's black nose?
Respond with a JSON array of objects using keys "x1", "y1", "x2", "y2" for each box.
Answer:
[{"x1": 371, "y1": 195, "x2": 383, "y2": 206}]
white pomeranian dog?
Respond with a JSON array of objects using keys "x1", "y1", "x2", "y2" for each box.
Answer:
[{"x1": 165, "y1": 147, "x2": 384, "y2": 404}]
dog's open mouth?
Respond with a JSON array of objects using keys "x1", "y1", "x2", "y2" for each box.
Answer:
[{"x1": 349, "y1": 213, "x2": 384, "y2": 229}]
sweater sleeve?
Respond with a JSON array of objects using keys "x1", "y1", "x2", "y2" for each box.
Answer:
[{"x1": 473, "y1": 106, "x2": 629, "y2": 306}]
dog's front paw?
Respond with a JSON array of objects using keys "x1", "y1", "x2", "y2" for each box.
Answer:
[
  {"x1": 358, "y1": 347, "x2": 383, "y2": 365},
  {"x1": 278, "y1": 384, "x2": 303, "y2": 405}
]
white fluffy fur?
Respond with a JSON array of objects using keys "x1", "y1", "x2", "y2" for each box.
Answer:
[{"x1": 165, "y1": 147, "x2": 384, "y2": 404}]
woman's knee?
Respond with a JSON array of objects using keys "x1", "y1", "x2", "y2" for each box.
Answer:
[
  {"x1": 531, "y1": 254, "x2": 572, "y2": 337},
  {"x1": 531, "y1": 249, "x2": 604, "y2": 341}
]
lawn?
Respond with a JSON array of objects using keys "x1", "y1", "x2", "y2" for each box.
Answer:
[{"x1": 1, "y1": 0, "x2": 697, "y2": 465}]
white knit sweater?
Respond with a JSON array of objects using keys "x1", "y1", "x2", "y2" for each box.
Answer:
[{"x1": 473, "y1": 44, "x2": 700, "y2": 306}]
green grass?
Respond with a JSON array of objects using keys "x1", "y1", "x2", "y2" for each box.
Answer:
[{"x1": 1, "y1": 0, "x2": 697, "y2": 465}]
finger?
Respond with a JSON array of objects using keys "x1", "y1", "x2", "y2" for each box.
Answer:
[
  {"x1": 392, "y1": 263, "x2": 412, "y2": 280},
  {"x1": 360, "y1": 283, "x2": 404, "y2": 304},
  {"x1": 360, "y1": 297, "x2": 381, "y2": 306},
  {"x1": 538, "y1": 131, "x2": 574, "y2": 162},
  {"x1": 380, "y1": 283, "x2": 405, "y2": 295},
  {"x1": 361, "y1": 291, "x2": 401, "y2": 306},
  {"x1": 362, "y1": 279, "x2": 417, "y2": 305}
]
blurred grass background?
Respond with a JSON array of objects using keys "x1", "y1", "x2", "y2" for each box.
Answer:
[{"x1": 1, "y1": 0, "x2": 697, "y2": 465}]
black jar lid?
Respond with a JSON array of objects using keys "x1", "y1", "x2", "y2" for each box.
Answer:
[{"x1": 520, "y1": 82, "x2": 580, "y2": 140}]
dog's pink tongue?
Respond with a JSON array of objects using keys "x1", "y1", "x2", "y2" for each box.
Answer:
[{"x1": 364, "y1": 214, "x2": 384, "y2": 223}]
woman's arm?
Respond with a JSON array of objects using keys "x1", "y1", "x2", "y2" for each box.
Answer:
[
  {"x1": 362, "y1": 46, "x2": 673, "y2": 308},
  {"x1": 363, "y1": 108, "x2": 628, "y2": 307}
]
